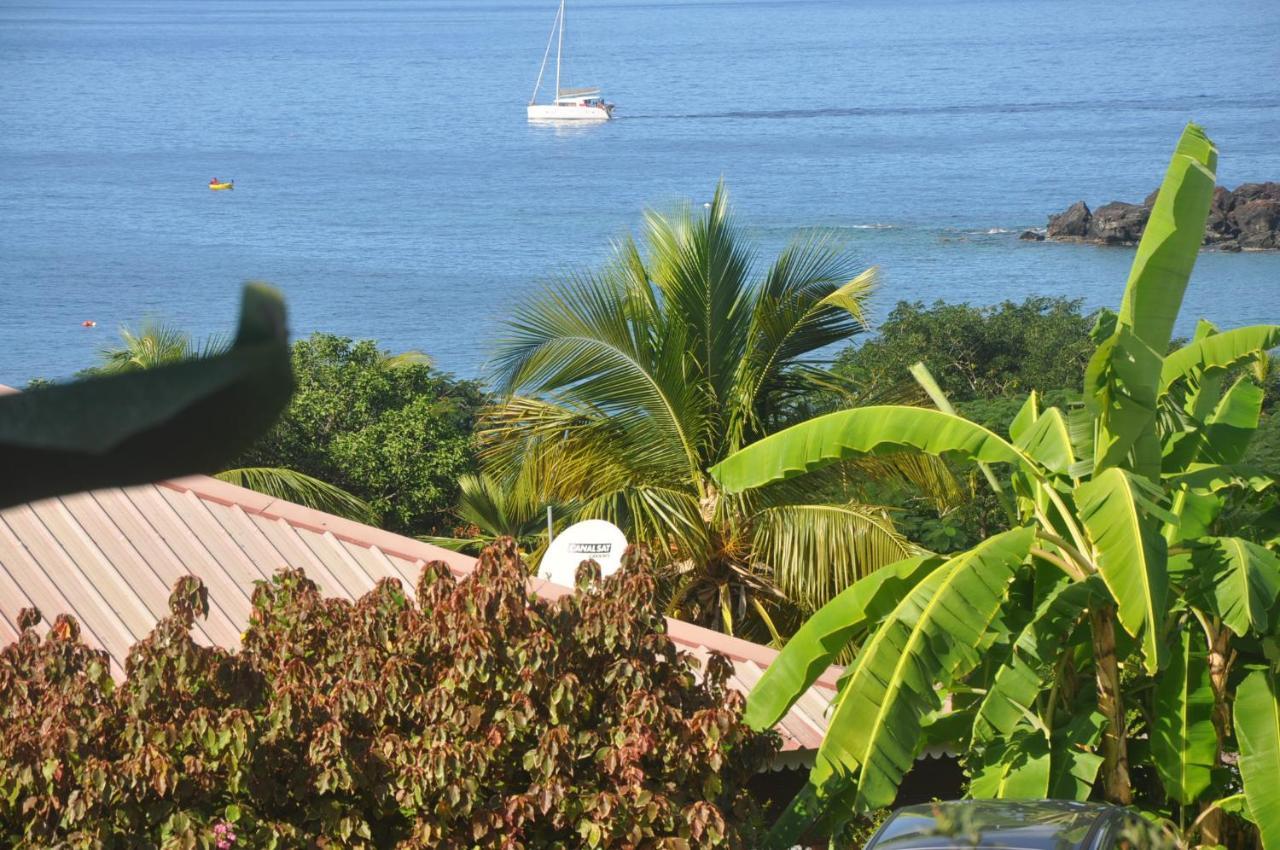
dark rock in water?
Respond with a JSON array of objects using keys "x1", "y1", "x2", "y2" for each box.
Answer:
[
  {"x1": 1046, "y1": 201, "x2": 1092, "y2": 239},
  {"x1": 1205, "y1": 186, "x2": 1235, "y2": 243},
  {"x1": 1040, "y1": 182, "x2": 1280, "y2": 250},
  {"x1": 1088, "y1": 201, "x2": 1150, "y2": 245},
  {"x1": 1019, "y1": 229, "x2": 1045, "y2": 241},
  {"x1": 1235, "y1": 198, "x2": 1280, "y2": 250}
]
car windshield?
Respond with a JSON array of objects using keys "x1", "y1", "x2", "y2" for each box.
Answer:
[{"x1": 871, "y1": 803, "x2": 1105, "y2": 850}]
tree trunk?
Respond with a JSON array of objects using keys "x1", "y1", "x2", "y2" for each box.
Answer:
[
  {"x1": 1200, "y1": 624, "x2": 1234, "y2": 848},
  {"x1": 1090, "y1": 606, "x2": 1132, "y2": 804}
]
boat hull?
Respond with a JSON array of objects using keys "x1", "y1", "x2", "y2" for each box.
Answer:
[
  {"x1": 209, "y1": 182, "x2": 234, "y2": 191},
  {"x1": 527, "y1": 104, "x2": 612, "y2": 121}
]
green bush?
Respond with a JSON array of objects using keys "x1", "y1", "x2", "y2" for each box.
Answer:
[
  {"x1": 235, "y1": 333, "x2": 486, "y2": 536},
  {"x1": 0, "y1": 542, "x2": 775, "y2": 848},
  {"x1": 834, "y1": 296, "x2": 1095, "y2": 401}
]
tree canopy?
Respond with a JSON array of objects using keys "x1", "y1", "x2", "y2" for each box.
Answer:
[
  {"x1": 235, "y1": 333, "x2": 486, "y2": 536},
  {"x1": 834, "y1": 296, "x2": 1096, "y2": 402}
]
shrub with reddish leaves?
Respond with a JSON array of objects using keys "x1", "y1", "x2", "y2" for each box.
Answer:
[{"x1": 0, "y1": 541, "x2": 776, "y2": 848}]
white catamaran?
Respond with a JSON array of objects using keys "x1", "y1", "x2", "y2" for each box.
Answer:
[{"x1": 527, "y1": 0, "x2": 614, "y2": 121}]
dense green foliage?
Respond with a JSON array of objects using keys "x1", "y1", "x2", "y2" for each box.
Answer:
[
  {"x1": 827, "y1": 299, "x2": 1094, "y2": 555},
  {"x1": 716, "y1": 124, "x2": 1280, "y2": 849},
  {"x1": 0, "y1": 541, "x2": 776, "y2": 848},
  {"x1": 833, "y1": 297, "x2": 1096, "y2": 402},
  {"x1": 236, "y1": 333, "x2": 486, "y2": 536}
]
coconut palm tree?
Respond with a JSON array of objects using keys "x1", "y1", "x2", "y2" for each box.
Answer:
[
  {"x1": 93, "y1": 321, "x2": 225, "y2": 374},
  {"x1": 481, "y1": 185, "x2": 953, "y2": 641}
]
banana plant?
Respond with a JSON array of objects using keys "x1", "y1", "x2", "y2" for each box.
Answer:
[{"x1": 710, "y1": 124, "x2": 1280, "y2": 848}]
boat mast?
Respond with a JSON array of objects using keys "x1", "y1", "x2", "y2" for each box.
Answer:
[
  {"x1": 530, "y1": 0, "x2": 561, "y2": 105},
  {"x1": 555, "y1": 0, "x2": 564, "y2": 99}
]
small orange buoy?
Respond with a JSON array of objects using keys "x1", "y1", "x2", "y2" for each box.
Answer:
[{"x1": 82, "y1": 320, "x2": 96, "y2": 328}]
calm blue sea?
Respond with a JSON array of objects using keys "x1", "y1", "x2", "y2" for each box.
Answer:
[{"x1": 2, "y1": 0, "x2": 1278, "y2": 385}]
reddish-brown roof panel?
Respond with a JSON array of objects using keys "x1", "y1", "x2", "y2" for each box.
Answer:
[{"x1": 0, "y1": 474, "x2": 838, "y2": 753}]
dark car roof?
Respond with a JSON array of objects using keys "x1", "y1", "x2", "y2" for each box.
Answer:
[{"x1": 868, "y1": 801, "x2": 1125, "y2": 850}]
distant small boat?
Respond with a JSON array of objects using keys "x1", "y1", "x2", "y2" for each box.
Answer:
[
  {"x1": 527, "y1": 0, "x2": 613, "y2": 121},
  {"x1": 209, "y1": 179, "x2": 234, "y2": 191}
]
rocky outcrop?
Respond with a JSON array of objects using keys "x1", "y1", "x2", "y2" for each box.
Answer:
[
  {"x1": 1047, "y1": 201, "x2": 1091, "y2": 238},
  {"x1": 1041, "y1": 182, "x2": 1280, "y2": 250}
]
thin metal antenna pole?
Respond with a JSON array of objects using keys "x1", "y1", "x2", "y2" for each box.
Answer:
[{"x1": 546, "y1": 505, "x2": 554, "y2": 542}]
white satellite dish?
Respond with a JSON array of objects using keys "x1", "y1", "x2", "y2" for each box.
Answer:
[{"x1": 539, "y1": 519, "x2": 628, "y2": 587}]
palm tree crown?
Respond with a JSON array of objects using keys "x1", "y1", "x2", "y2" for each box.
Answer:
[{"x1": 482, "y1": 185, "x2": 928, "y2": 639}]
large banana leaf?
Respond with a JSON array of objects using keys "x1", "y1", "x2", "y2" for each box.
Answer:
[
  {"x1": 1075, "y1": 468, "x2": 1169, "y2": 674},
  {"x1": 1151, "y1": 626, "x2": 1216, "y2": 805},
  {"x1": 1163, "y1": 463, "x2": 1274, "y2": 495},
  {"x1": 969, "y1": 579, "x2": 1102, "y2": 803},
  {"x1": 1013, "y1": 406, "x2": 1075, "y2": 476},
  {"x1": 1083, "y1": 323, "x2": 1162, "y2": 475},
  {"x1": 1201, "y1": 377, "x2": 1265, "y2": 465},
  {"x1": 0, "y1": 284, "x2": 292, "y2": 509},
  {"x1": 1087, "y1": 123, "x2": 1218, "y2": 478},
  {"x1": 1163, "y1": 377, "x2": 1265, "y2": 473},
  {"x1": 709, "y1": 406, "x2": 1022, "y2": 495},
  {"x1": 911, "y1": 361, "x2": 1016, "y2": 520},
  {"x1": 1182, "y1": 537, "x2": 1280, "y2": 635},
  {"x1": 1160, "y1": 324, "x2": 1280, "y2": 394},
  {"x1": 743, "y1": 554, "x2": 941, "y2": 732},
  {"x1": 972, "y1": 578, "x2": 1098, "y2": 744},
  {"x1": 780, "y1": 526, "x2": 1032, "y2": 846},
  {"x1": 1234, "y1": 669, "x2": 1280, "y2": 850},
  {"x1": 970, "y1": 728, "x2": 1051, "y2": 799},
  {"x1": 1164, "y1": 487, "x2": 1225, "y2": 544},
  {"x1": 1048, "y1": 711, "x2": 1107, "y2": 800},
  {"x1": 1116, "y1": 123, "x2": 1218, "y2": 362}
]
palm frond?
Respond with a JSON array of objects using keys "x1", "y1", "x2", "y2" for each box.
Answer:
[
  {"x1": 750, "y1": 502, "x2": 919, "y2": 611},
  {"x1": 381, "y1": 350, "x2": 433, "y2": 369},
  {"x1": 417, "y1": 534, "x2": 486, "y2": 553},
  {"x1": 572, "y1": 484, "x2": 709, "y2": 561},
  {"x1": 215, "y1": 467, "x2": 374, "y2": 523},
  {"x1": 729, "y1": 259, "x2": 877, "y2": 450},
  {"x1": 643, "y1": 181, "x2": 756, "y2": 411},
  {"x1": 489, "y1": 269, "x2": 707, "y2": 482},
  {"x1": 479, "y1": 396, "x2": 669, "y2": 505},
  {"x1": 97, "y1": 322, "x2": 194, "y2": 373},
  {"x1": 454, "y1": 473, "x2": 567, "y2": 541}
]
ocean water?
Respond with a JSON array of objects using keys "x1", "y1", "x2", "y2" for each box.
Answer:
[{"x1": 2, "y1": 0, "x2": 1278, "y2": 385}]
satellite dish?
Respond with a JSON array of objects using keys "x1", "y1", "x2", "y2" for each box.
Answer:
[{"x1": 539, "y1": 519, "x2": 628, "y2": 587}]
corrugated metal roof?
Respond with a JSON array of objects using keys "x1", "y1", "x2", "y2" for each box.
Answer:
[{"x1": 0, "y1": 475, "x2": 838, "y2": 754}]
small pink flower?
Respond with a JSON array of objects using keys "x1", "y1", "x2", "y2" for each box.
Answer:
[{"x1": 212, "y1": 820, "x2": 237, "y2": 849}]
